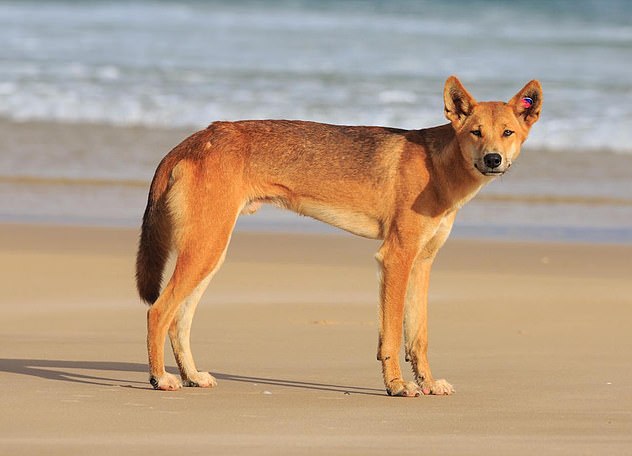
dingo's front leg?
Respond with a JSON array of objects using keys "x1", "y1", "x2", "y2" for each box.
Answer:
[
  {"x1": 376, "y1": 235, "x2": 421, "y2": 397},
  {"x1": 403, "y1": 214, "x2": 456, "y2": 395},
  {"x1": 404, "y1": 258, "x2": 455, "y2": 395}
]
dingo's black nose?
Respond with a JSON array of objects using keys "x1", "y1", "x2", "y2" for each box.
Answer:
[{"x1": 483, "y1": 153, "x2": 502, "y2": 169}]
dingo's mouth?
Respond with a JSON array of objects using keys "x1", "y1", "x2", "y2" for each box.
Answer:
[{"x1": 475, "y1": 164, "x2": 506, "y2": 176}]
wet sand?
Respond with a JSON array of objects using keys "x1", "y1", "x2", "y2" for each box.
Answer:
[
  {"x1": 2, "y1": 119, "x2": 632, "y2": 240},
  {"x1": 1, "y1": 224, "x2": 631, "y2": 455}
]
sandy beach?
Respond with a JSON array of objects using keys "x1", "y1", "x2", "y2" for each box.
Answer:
[
  {"x1": 3, "y1": 1, "x2": 632, "y2": 454},
  {"x1": 1, "y1": 223, "x2": 630, "y2": 455}
]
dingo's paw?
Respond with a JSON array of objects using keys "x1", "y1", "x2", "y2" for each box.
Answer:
[
  {"x1": 183, "y1": 371, "x2": 218, "y2": 388},
  {"x1": 419, "y1": 378, "x2": 455, "y2": 395},
  {"x1": 149, "y1": 372, "x2": 182, "y2": 391},
  {"x1": 386, "y1": 380, "x2": 421, "y2": 397}
]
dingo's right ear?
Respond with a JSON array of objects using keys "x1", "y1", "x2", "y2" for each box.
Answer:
[{"x1": 444, "y1": 76, "x2": 477, "y2": 125}]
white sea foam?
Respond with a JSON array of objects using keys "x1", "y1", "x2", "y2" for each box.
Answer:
[{"x1": 0, "y1": 0, "x2": 631, "y2": 153}]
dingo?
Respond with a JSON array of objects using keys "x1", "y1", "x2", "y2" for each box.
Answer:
[{"x1": 136, "y1": 76, "x2": 542, "y2": 396}]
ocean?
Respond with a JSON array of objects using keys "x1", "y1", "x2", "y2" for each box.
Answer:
[{"x1": 1, "y1": 0, "x2": 631, "y2": 242}]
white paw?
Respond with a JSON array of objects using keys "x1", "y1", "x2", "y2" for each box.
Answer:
[
  {"x1": 420, "y1": 378, "x2": 455, "y2": 395},
  {"x1": 386, "y1": 380, "x2": 421, "y2": 397},
  {"x1": 150, "y1": 372, "x2": 183, "y2": 391},
  {"x1": 183, "y1": 371, "x2": 218, "y2": 388}
]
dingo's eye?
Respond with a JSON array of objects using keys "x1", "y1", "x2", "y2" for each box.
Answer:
[
  {"x1": 503, "y1": 129, "x2": 514, "y2": 137},
  {"x1": 471, "y1": 129, "x2": 482, "y2": 137}
]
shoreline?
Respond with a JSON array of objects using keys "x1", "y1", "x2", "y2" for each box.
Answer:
[
  {"x1": 3, "y1": 171, "x2": 632, "y2": 207},
  {"x1": 2, "y1": 216, "x2": 632, "y2": 245},
  {"x1": 1, "y1": 118, "x2": 632, "y2": 244}
]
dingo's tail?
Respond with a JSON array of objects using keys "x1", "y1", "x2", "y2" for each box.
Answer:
[{"x1": 136, "y1": 157, "x2": 175, "y2": 305}]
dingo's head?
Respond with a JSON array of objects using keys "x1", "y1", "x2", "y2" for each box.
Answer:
[{"x1": 444, "y1": 76, "x2": 542, "y2": 177}]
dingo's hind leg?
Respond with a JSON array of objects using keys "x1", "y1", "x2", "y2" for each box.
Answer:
[
  {"x1": 146, "y1": 159, "x2": 243, "y2": 390},
  {"x1": 168, "y1": 275, "x2": 215, "y2": 388},
  {"x1": 147, "y1": 214, "x2": 238, "y2": 390},
  {"x1": 168, "y1": 241, "x2": 230, "y2": 388}
]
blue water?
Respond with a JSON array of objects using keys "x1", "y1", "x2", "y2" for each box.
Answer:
[
  {"x1": 0, "y1": 0, "x2": 631, "y2": 243},
  {"x1": 1, "y1": 0, "x2": 631, "y2": 153}
]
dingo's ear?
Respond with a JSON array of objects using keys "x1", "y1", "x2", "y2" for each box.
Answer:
[
  {"x1": 509, "y1": 80, "x2": 543, "y2": 128},
  {"x1": 444, "y1": 76, "x2": 477, "y2": 125}
]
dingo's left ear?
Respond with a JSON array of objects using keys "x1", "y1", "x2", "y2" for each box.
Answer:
[
  {"x1": 509, "y1": 80, "x2": 543, "y2": 128},
  {"x1": 444, "y1": 76, "x2": 478, "y2": 125}
]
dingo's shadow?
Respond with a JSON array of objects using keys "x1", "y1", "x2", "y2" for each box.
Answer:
[{"x1": 0, "y1": 358, "x2": 384, "y2": 396}]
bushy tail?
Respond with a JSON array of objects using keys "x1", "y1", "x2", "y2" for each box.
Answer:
[{"x1": 136, "y1": 158, "x2": 175, "y2": 305}]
